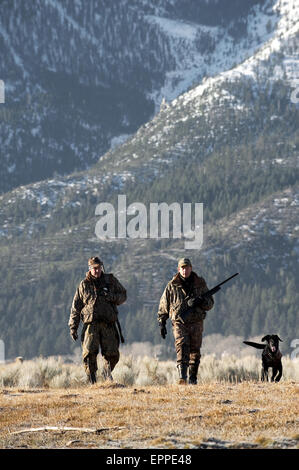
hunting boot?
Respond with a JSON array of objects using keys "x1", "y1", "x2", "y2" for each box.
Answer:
[
  {"x1": 177, "y1": 364, "x2": 188, "y2": 384},
  {"x1": 88, "y1": 371, "x2": 97, "y2": 384},
  {"x1": 189, "y1": 363, "x2": 199, "y2": 385}
]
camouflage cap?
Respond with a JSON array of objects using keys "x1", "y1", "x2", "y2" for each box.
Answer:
[
  {"x1": 88, "y1": 256, "x2": 103, "y2": 268},
  {"x1": 178, "y1": 257, "x2": 192, "y2": 268}
]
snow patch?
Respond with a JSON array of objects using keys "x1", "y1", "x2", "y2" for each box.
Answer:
[
  {"x1": 145, "y1": 15, "x2": 199, "y2": 40},
  {"x1": 110, "y1": 134, "x2": 131, "y2": 151}
]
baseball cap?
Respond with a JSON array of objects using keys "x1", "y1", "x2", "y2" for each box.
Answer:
[
  {"x1": 88, "y1": 256, "x2": 103, "y2": 268},
  {"x1": 178, "y1": 257, "x2": 192, "y2": 268}
]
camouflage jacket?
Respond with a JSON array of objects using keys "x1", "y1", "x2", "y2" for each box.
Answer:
[
  {"x1": 69, "y1": 272, "x2": 127, "y2": 332},
  {"x1": 157, "y1": 271, "x2": 214, "y2": 324}
]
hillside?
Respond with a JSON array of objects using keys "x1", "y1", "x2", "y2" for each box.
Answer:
[
  {"x1": 0, "y1": 0, "x2": 298, "y2": 359},
  {"x1": 0, "y1": 0, "x2": 284, "y2": 192}
]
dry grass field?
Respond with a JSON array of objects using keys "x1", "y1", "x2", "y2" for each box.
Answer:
[{"x1": 0, "y1": 355, "x2": 298, "y2": 449}]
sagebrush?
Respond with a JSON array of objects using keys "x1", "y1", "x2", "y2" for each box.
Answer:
[{"x1": 0, "y1": 354, "x2": 298, "y2": 388}]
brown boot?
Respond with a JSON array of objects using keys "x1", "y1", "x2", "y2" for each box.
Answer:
[{"x1": 177, "y1": 364, "x2": 188, "y2": 384}]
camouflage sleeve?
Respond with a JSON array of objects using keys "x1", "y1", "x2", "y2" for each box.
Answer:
[
  {"x1": 157, "y1": 284, "x2": 170, "y2": 324},
  {"x1": 108, "y1": 275, "x2": 127, "y2": 306},
  {"x1": 68, "y1": 282, "x2": 84, "y2": 332},
  {"x1": 200, "y1": 278, "x2": 214, "y2": 311}
]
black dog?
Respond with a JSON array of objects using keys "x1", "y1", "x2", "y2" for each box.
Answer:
[{"x1": 243, "y1": 335, "x2": 283, "y2": 382}]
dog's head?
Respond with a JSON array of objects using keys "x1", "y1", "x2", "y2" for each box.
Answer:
[{"x1": 261, "y1": 335, "x2": 283, "y2": 353}]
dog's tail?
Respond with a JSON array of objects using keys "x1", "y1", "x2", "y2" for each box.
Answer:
[{"x1": 243, "y1": 341, "x2": 265, "y2": 349}]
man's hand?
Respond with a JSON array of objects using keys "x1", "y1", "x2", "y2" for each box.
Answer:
[
  {"x1": 187, "y1": 296, "x2": 203, "y2": 308},
  {"x1": 70, "y1": 330, "x2": 78, "y2": 341},
  {"x1": 104, "y1": 292, "x2": 116, "y2": 303},
  {"x1": 159, "y1": 321, "x2": 167, "y2": 339}
]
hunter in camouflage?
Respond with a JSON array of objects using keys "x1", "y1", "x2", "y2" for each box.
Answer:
[
  {"x1": 158, "y1": 258, "x2": 214, "y2": 384},
  {"x1": 69, "y1": 256, "x2": 127, "y2": 384}
]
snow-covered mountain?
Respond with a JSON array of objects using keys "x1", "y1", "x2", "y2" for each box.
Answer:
[
  {"x1": 0, "y1": 0, "x2": 298, "y2": 358},
  {"x1": 0, "y1": 0, "x2": 288, "y2": 193},
  {"x1": 0, "y1": 0, "x2": 298, "y2": 238}
]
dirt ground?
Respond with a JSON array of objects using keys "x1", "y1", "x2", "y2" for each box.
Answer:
[{"x1": 0, "y1": 381, "x2": 298, "y2": 449}]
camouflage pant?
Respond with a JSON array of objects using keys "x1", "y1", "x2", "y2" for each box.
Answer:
[
  {"x1": 81, "y1": 321, "x2": 120, "y2": 376},
  {"x1": 172, "y1": 321, "x2": 203, "y2": 367}
]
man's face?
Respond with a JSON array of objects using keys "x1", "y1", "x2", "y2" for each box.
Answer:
[
  {"x1": 179, "y1": 265, "x2": 192, "y2": 278},
  {"x1": 90, "y1": 265, "x2": 102, "y2": 278}
]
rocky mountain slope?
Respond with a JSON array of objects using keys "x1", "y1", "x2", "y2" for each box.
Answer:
[{"x1": 0, "y1": 0, "x2": 282, "y2": 193}]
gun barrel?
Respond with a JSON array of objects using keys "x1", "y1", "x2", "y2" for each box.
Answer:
[
  {"x1": 216, "y1": 272, "x2": 239, "y2": 289},
  {"x1": 206, "y1": 285, "x2": 221, "y2": 296}
]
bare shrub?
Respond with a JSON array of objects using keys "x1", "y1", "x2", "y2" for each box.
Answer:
[
  {"x1": 198, "y1": 354, "x2": 260, "y2": 383},
  {"x1": 201, "y1": 334, "x2": 262, "y2": 358},
  {"x1": 108, "y1": 355, "x2": 136, "y2": 386},
  {"x1": 0, "y1": 362, "x2": 22, "y2": 387}
]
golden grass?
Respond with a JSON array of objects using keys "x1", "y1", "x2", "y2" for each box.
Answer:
[{"x1": 0, "y1": 381, "x2": 298, "y2": 449}]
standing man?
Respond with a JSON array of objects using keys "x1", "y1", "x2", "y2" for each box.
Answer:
[
  {"x1": 157, "y1": 258, "x2": 214, "y2": 385},
  {"x1": 69, "y1": 256, "x2": 127, "y2": 384}
]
